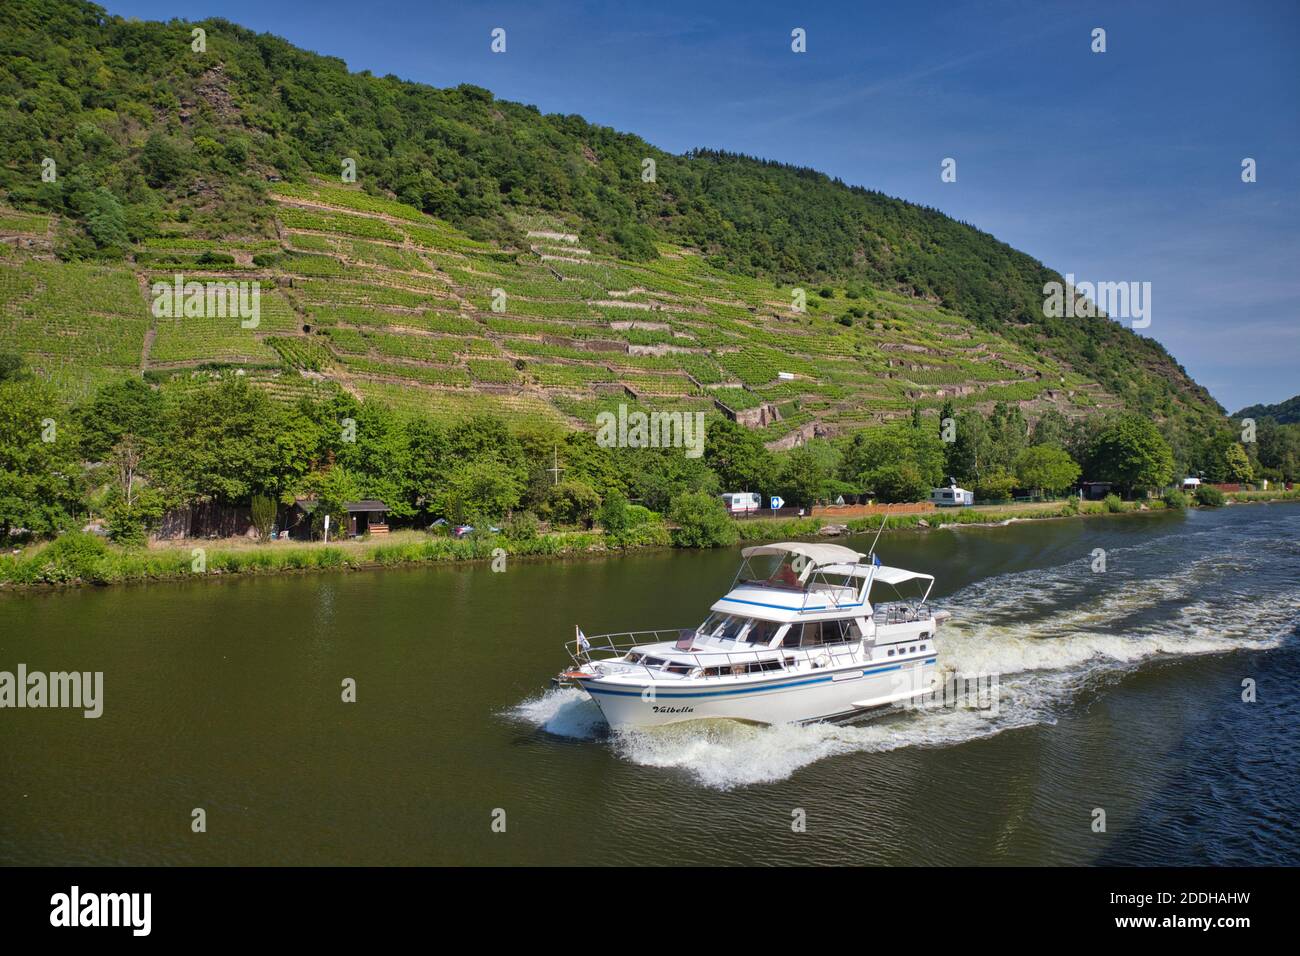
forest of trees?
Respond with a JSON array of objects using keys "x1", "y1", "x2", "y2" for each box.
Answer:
[
  {"x1": 1, "y1": 0, "x2": 1224, "y2": 448},
  {"x1": 3, "y1": 353, "x2": 1291, "y2": 551}
]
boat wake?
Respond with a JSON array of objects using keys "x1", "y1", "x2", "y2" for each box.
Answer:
[{"x1": 512, "y1": 524, "x2": 1299, "y2": 790}]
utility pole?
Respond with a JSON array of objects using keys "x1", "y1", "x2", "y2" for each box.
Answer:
[{"x1": 547, "y1": 446, "x2": 565, "y2": 486}]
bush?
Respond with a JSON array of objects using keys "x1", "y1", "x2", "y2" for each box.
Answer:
[
  {"x1": 1161, "y1": 489, "x2": 1188, "y2": 510},
  {"x1": 624, "y1": 504, "x2": 657, "y2": 527},
  {"x1": 1195, "y1": 485, "x2": 1226, "y2": 508},
  {"x1": 1103, "y1": 493, "x2": 1125, "y2": 513},
  {"x1": 250, "y1": 494, "x2": 277, "y2": 539},
  {"x1": 543, "y1": 479, "x2": 601, "y2": 527},
  {"x1": 669, "y1": 492, "x2": 739, "y2": 548},
  {"x1": 610, "y1": 520, "x2": 670, "y2": 549},
  {"x1": 502, "y1": 511, "x2": 540, "y2": 542},
  {"x1": 31, "y1": 531, "x2": 110, "y2": 584},
  {"x1": 596, "y1": 489, "x2": 630, "y2": 537}
]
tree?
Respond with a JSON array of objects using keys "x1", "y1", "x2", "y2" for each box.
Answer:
[
  {"x1": 75, "y1": 186, "x2": 130, "y2": 252},
  {"x1": 842, "y1": 423, "x2": 944, "y2": 499},
  {"x1": 668, "y1": 491, "x2": 738, "y2": 548},
  {"x1": 155, "y1": 378, "x2": 287, "y2": 505},
  {"x1": 704, "y1": 419, "x2": 777, "y2": 492},
  {"x1": 1223, "y1": 443, "x2": 1253, "y2": 483},
  {"x1": 437, "y1": 458, "x2": 522, "y2": 523},
  {"x1": 544, "y1": 479, "x2": 601, "y2": 527},
  {"x1": 1029, "y1": 409, "x2": 1071, "y2": 449},
  {"x1": 777, "y1": 441, "x2": 838, "y2": 507},
  {"x1": 250, "y1": 494, "x2": 277, "y2": 540},
  {"x1": 865, "y1": 463, "x2": 930, "y2": 503},
  {"x1": 333, "y1": 401, "x2": 415, "y2": 520},
  {"x1": 597, "y1": 489, "x2": 630, "y2": 539},
  {"x1": 986, "y1": 402, "x2": 1028, "y2": 471},
  {"x1": 0, "y1": 379, "x2": 83, "y2": 540},
  {"x1": 628, "y1": 447, "x2": 719, "y2": 513},
  {"x1": 1089, "y1": 414, "x2": 1175, "y2": 496},
  {"x1": 0, "y1": 353, "x2": 25, "y2": 383},
  {"x1": 79, "y1": 378, "x2": 164, "y2": 460},
  {"x1": 141, "y1": 132, "x2": 186, "y2": 187},
  {"x1": 974, "y1": 467, "x2": 1017, "y2": 501},
  {"x1": 944, "y1": 410, "x2": 990, "y2": 486},
  {"x1": 938, "y1": 399, "x2": 956, "y2": 441},
  {"x1": 1013, "y1": 444, "x2": 1081, "y2": 497}
]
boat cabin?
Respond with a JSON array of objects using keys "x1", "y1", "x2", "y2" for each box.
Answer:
[{"x1": 627, "y1": 541, "x2": 939, "y2": 662}]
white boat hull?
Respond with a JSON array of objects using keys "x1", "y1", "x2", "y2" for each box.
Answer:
[{"x1": 579, "y1": 656, "x2": 939, "y2": 729}]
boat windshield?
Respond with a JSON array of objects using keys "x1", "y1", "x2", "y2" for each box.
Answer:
[{"x1": 697, "y1": 614, "x2": 783, "y2": 645}]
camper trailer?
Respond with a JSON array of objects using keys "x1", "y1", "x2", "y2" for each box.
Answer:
[
  {"x1": 720, "y1": 492, "x2": 762, "y2": 514},
  {"x1": 930, "y1": 481, "x2": 974, "y2": 507}
]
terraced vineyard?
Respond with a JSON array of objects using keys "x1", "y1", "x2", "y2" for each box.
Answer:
[{"x1": 0, "y1": 187, "x2": 1111, "y2": 439}]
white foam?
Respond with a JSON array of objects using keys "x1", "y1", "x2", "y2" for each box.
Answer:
[
  {"x1": 511, "y1": 688, "x2": 606, "y2": 740},
  {"x1": 612, "y1": 704, "x2": 1029, "y2": 790}
]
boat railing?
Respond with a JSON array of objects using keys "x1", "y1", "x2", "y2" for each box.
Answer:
[
  {"x1": 873, "y1": 602, "x2": 932, "y2": 627},
  {"x1": 565, "y1": 629, "x2": 865, "y2": 681}
]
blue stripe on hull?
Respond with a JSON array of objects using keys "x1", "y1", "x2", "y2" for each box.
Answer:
[{"x1": 583, "y1": 658, "x2": 937, "y2": 699}]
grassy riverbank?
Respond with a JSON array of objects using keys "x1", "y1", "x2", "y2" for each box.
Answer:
[{"x1": 3, "y1": 491, "x2": 1297, "y2": 590}]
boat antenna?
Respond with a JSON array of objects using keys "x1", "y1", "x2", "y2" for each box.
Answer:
[{"x1": 867, "y1": 512, "x2": 887, "y2": 563}]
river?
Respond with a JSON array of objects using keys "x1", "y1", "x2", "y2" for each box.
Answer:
[{"x1": 1, "y1": 504, "x2": 1297, "y2": 865}]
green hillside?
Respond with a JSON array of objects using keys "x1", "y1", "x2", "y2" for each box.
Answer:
[
  {"x1": 0, "y1": 0, "x2": 1224, "y2": 452},
  {"x1": 1235, "y1": 395, "x2": 1300, "y2": 426},
  {"x1": 1, "y1": 179, "x2": 1114, "y2": 445}
]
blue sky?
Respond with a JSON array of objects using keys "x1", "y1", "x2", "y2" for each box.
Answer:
[{"x1": 109, "y1": 0, "x2": 1298, "y2": 412}]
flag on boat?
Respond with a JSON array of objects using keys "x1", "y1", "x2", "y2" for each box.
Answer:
[
  {"x1": 873, "y1": 553, "x2": 882, "y2": 566},
  {"x1": 575, "y1": 626, "x2": 591, "y2": 652}
]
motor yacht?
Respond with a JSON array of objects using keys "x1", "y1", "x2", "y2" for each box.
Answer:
[{"x1": 555, "y1": 541, "x2": 949, "y2": 728}]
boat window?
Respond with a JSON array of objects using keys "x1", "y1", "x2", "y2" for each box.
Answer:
[
  {"x1": 701, "y1": 659, "x2": 784, "y2": 677},
  {"x1": 888, "y1": 649, "x2": 895, "y2": 656},
  {"x1": 718, "y1": 616, "x2": 747, "y2": 642},
  {"x1": 698, "y1": 612, "x2": 727, "y2": 638},
  {"x1": 789, "y1": 619, "x2": 858, "y2": 647},
  {"x1": 663, "y1": 660, "x2": 694, "y2": 675},
  {"x1": 743, "y1": 619, "x2": 781, "y2": 645}
]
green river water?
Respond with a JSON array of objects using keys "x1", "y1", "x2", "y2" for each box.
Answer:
[{"x1": 2, "y1": 504, "x2": 1297, "y2": 865}]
